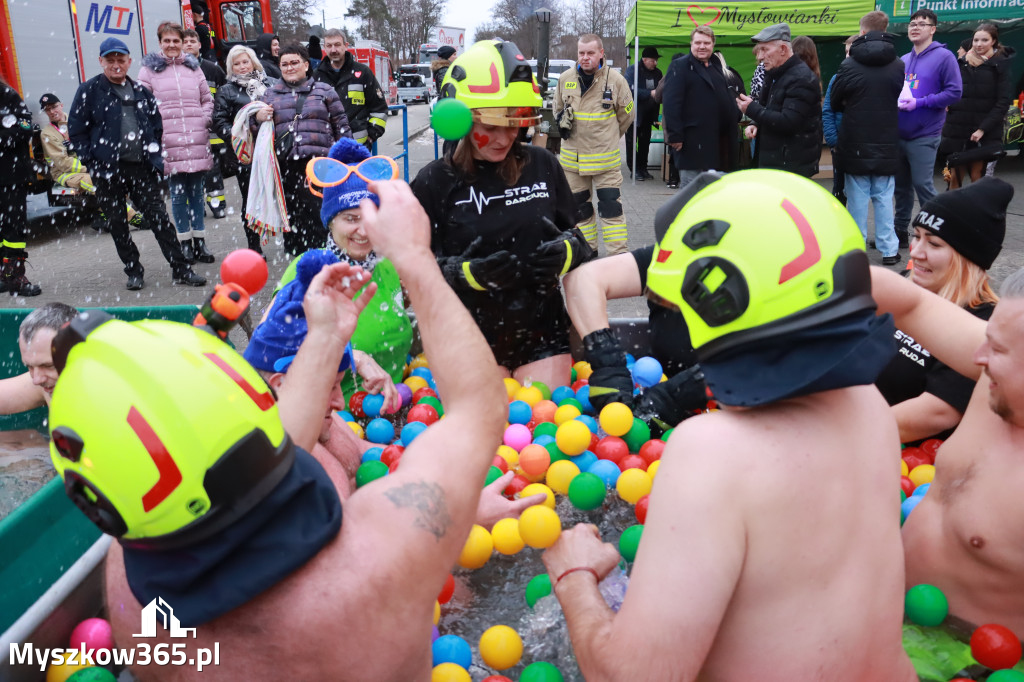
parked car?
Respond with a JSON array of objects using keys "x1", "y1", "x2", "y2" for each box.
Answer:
[{"x1": 398, "y1": 73, "x2": 431, "y2": 104}]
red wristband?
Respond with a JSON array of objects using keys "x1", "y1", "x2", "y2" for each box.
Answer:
[{"x1": 555, "y1": 566, "x2": 600, "y2": 587}]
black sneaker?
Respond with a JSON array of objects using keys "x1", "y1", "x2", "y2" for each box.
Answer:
[
  {"x1": 882, "y1": 254, "x2": 902, "y2": 266},
  {"x1": 173, "y1": 270, "x2": 207, "y2": 286},
  {"x1": 896, "y1": 234, "x2": 909, "y2": 249},
  {"x1": 126, "y1": 274, "x2": 144, "y2": 291}
]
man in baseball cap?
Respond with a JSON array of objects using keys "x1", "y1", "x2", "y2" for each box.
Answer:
[{"x1": 98, "y1": 37, "x2": 131, "y2": 56}]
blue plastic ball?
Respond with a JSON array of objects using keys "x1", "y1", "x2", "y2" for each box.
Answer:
[
  {"x1": 362, "y1": 393, "x2": 385, "y2": 418},
  {"x1": 574, "y1": 414, "x2": 598, "y2": 434},
  {"x1": 508, "y1": 400, "x2": 533, "y2": 425},
  {"x1": 432, "y1": 634, "x2": 472, "y2": 669},
  {"x1": 912, "y1": 483, "x2": 931, "y2": 497},
  {"x1": 576, "y1": 385, "x2": 593, "y2": 413},
  {"x1": 533, "y1": 434, "x2": 556, "y2": 447},
  {"x1": 427, "y1": 378, "x2": 438, "y2": 391},
  {"x1": 901, "y1": 495, "x2": 922, "y2": 524},
  {"x1": 364, "y1": 418, "x2": 395, "y2": 444},
  {"x1": 412, "y1": 367, "x2": 433, "y2": 380},
  {"x1": 631, "y1": 356, "x2": 664, "y2": 389},
  {"x1": 625, "y1": 352, "x2": 636, "y2": 365},
  {"x1": 335, "y1": 409, "x2": 355, "y2": 422},
  {"x1": 588, "y1": 459, "x2": 621, "y2": 487},
  {"x1": 551, "y1": 385, "x2": 575, "y2": 405},
  {"x1": 361, "y1": 447, "x2": 383, "y2": 463},
  {"x1": 401, "y1": 421, "x2": 428, "y2": 446},
  {"x1": 569, "y1": 450, "x2": 598, "y2": 472}
]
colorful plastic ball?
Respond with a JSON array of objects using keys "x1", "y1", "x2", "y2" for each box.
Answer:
[
  {"x1": 492, "y1": 454, "x2": 510, "y2": 473},
  {"x1": 432, "y1": 634, "x2": 473, "y2": 669},
  {"x1": 380, "y1": 444, "x2": 404, "y2": 467},
  {"x1": 408, "y1": 353, "x2": 430, "y2": 370},
  {"x1": 504, "y1": 423, "x2": 534, "y2": 451},
  {"x1": 553, "y1": 404, "x2": 582, "y2": 425},
  {"x1": 347, "y1": 421, "x2": 365, "y2": 439},
  {"x1": 432, "y1": 625, "x2": 441, "y2": 642},
  {"x1": 555, "y1": 420, "x2": 591, "y2": 456},
  {"x1": 411, "y1": 367, "x2": 433, "y2": 380},
  {"x1": 900, "y1": 458, "x2": 909, "y2": 477},
  {"x1": 336, "y1": 409, "x2": 355, "y2": 421},
  {"x1": 546, "y1": 459, "x2": 581, "y2": 495},
  {"x1": 970, "y1": 624, "x2": 1023, "y2": 670},
  {"x1": 901, "y1": 495, "x2": 922, "y2": 524},
  {"x1": 492, "y1": 517, "x2": 526, "y2": 555},
  {"x1": 497, "y1": 445, "x2": 520, "y2": 469},
  {"x1": 69, "y1": 617, "x2": 113, "y2": 653},
  {"x1": 434, "y1": 600, "x2": 441, "y2": 624},
  {"x1": 544, "y1": 441, "x2": 568, "y2": 464},
  {"x1": 515, "y1": 385, "x2": 544, "y2": 407},
  {"x1": 44, "y1": 653, "x2": 90, "y2": 682},
  {"x1": 505, "y1": 474, "x2": 530, "y2": 498},
  {"x1": 356, "y1": 461, "x2": 389, "y2": 487},
  {"x1": 408, "y1": 403, "x2": 440, "y2": 426},
  {"x1": 599, "y1": 403, "x2": 634, "y2": 436},
  {"x1": 419, "y1": 395, "x2": 445, "y2": 417},
  {"x1": 66, "y1": 669, "x2": 116, "y2": 682},
  {"x1": 518, "y1": 505, "x2": 562, "y2": 548},
  {"x1": 529, "y1": 381, "x2": 552, "y2": 400},
  {"x1": 588, "y1": 459, "x2": 621, "y2": 487},
  {"x1": 348, "y1": 390, "x2": 368, "y2": 418},
  {"x1": 404, "y1": 375, "x2": 429, "y2": 393},
  {"x1": 361, "y1": 447, "x2": 383, "y2": 463},
  {"x1": 639, "y1": 439, "x2": 665, "y2": 465},
  {"x1": 521, "y1": 483, "x2": 555, "y2": 508},
  {"x1": 631, "y1": 356, "x2": 664, "y2": 388},
  {"x1": 619, "y1": 454, "x2": 647, "y2": 472},
  {"x1": 508, "y1": 400, "x2": 533, "y2": 425},
  {"x1": 221, "y1": 248, "x2": 269, "y2": 294},
  {"x1": 534, "y1": 422, "x2": 559, "y2": 439},
  {"x1": 900, "y1": 475, "x2": 916, "y2": 498},
  {"x1": 532, "y1": 399, "x2": 558, "y2": 424},
  {"x1": 594, "y1": 436, "x2": 629, "y2": 465},
  {"x1": 396, "y1": 383, "x2": 413, "y2": 406},
  {"x1": 362, "y1": 393, "x2": 385, "y2": 418},
  {"x1": 619, "y1": 523, "x2": 644, "y2": 561},
  {"x1": 551, "y1": 385, "x2": 576, "y2": 405},
  {"x1": 482, "y1": 677, "x2": 513, "y2": 682},
  {"x1": 431, "y1": 98, "x2": 474, "y2": 140},
  {"x1": 635, "y1": 494, "x2": 650, "y2": 523},
  {"x1": 520, "y1": 444, "x2": 552, "y2": 477},
  {"x1": 573, "y1": 361, "x2": 593, "y2": 380},
  {"x1": 568, "y1": 450, "x2": 597, "y2": 473},
  {"x1": 485, "y1": 465, "x2": 504, "y2": 487},
  {"x1": 365, "y1": 417, "x2": 395, "y2": 444},
  {"x1": 660, "y1": 427, "x2": 674, "y2": 442},
  {"x1": 912, "y1": 483, "x2": 931, "y2": 497},
  {"x1": 988, "y1": 671, "x2": 1024, "y2": 682},
  {"x1": 909, "y1": 464, "x2": 936, "y2": 487},
  {"x1": 576, "y1": 384, "x2": 593, "y2": 413},
  {"x1": 647, "y1": 459, "x2": 661, "y2": 480},
  {"x1": 458, "y1": 524, "x2": 493, "y2": 569},
  {"x1": 438, "y1": 573, "x2": 455, "y2": 604},
  {"x1": 904, "y1": 584, "x2": 949, "y2": 627},
  {"x1": 568, "y1": 471, "x2": 607, "y2": 510},
  {"x1": 902, "y1": 446, "x2": 932, "y2": 470},
  {"x1": 920, "y1": 438, "x2": 943, "y2": 458},
  {"x1": 525, "y1": 574, "x2": 552, "y2": 607},
  {"x1": 558, "y1": 397, "x2": 584, "y2": 413},
  {"x1": 623, "y1": 418, "x2": 652, "y2": 453},
  {"x1": 575, "y1": 414, "x2": 598, "y2": 432},
  {"x1": 479, "y1": 625, "x2": 523, "y2": 670},
  {"x1": 504, "y1": 377, "x2": 522, "y2": 399},
  {"x1": 617, "y1": 468, "x2": 653, "y2": 504},
  {"x1": 520, "y1": 661, "x2": 565, "y2": 682}
]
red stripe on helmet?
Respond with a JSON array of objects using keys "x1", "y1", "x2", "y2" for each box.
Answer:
[
  {"x1": 128, "y1": 406, "x2": 183, "y2": 512},
  {"x1": 656, "y1": 249, "x2": 672, "y2": 263},
  {"x1": 203, "y1": 353, "x2": 276, "y2": 411},
  {"x1": 467, "y1": 62, "x2": 501, "y2": 94},
  {"x1": 778, "y1": 198, "x2": 822, "y2": 284}
]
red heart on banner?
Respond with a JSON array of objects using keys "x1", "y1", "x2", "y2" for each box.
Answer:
[
  {"x1": 687, "y1": 5, "x2": 722, "y2": 27},
  {"x1": 473, "y1": 132, "x2": 491, "y2": 147}
]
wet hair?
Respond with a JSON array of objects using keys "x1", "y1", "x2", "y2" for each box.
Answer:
[
  {"x1": 909, "y1": 8, "x2": 938, "y2": 25},
  {"x1": 860, "y1": 11, "x2": 889, "y2": 33},
  {"x1": 792, "y1": 36, "x2": 821, "y2": 91},
  {"x1": 975, "y1": 22, "x2": 1000, "y2": 51},
  {"x1": 279, "y1": 43, "x2": 309, "y2": 63},
  {"x1": 157, "y1": 21, "x2": 185, "y2": 41},
  {"x1": 183, "y1": 28, "x2": 200, "y2": 41},
  {"x1": 690, "y1": 26, "x2": 715, "y2": 42},
  {"x1": 1000, "y1": 267, "x2": 1024, "y2": 299},
  {"x1": 578, "y1": 34, "x2": 603, "y2": 50},
  {"x1": 19, "y1": 303, "x2": 78, "y2": 345}
]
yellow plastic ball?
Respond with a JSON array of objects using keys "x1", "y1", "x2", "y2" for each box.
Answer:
[
  {"x1": 555, "y1": 419, "x2": 591, "y2": 456},
  {"x1": 479, "y1": 624, "x2": 524, "y2": 670},
  {"x1": 503, "y1": 377, "x2": 522, "y2": 399},
  {"x1": 518, "y1": 505, "x2": 562, "y2": 548},
  {"x1": 433, "y1": 599, "x2": 441, "y2": 624},
  {"x1": 617, "y1": 468, "x2": 653, "y2": 504},
  {"x1": 514, "y1": 385, "x2": 544, "y2": 407},
  {"x1": 457, "y1": 524, "x2": 493, "y2": 569},
  {"x1": 647, "y1": 460, "x2": 661, "y2": 480},
  {"x1": 45, "y1": 654, "x2": 91, "y2": 682},
  {"x1": 432, "y1": 663, "x2": 471, "y2": 682},
  {"x1": 573, "y1": 360, "x2": 593, "y2": 380},
  {"x1": 404, "y1": 375, "x2": 429, "y2": 392},
  {"x1": 521, "y1": 482, "x2": 555, "y2": 508},
  {"x1": 553, "y1": 404, "x2": 582, "y2": 425},
  {"x1": 347, "y1": 421, "x2": 365, "y2": 439},
  {"x1": 909, "y1": 464, "x2": 936, "y2": 487},
  {"x1": 599, "y1": 402, "x2": 634, "y2": 437},
  {"x1": 496, "y1": 444, "x2": 519, "y2": 469},
  {"x1": 546, "y1": 459, "x2": 581, "y2": 496},
  {"x1": 492, "y1": 517, "x2": 526, "y2": 555},
  {"x1": 409, "y1": 353, "x2": 430, "y2": 370},
  {"x1": 900, "y1": 459, "x2": 909, "y2": 477}
]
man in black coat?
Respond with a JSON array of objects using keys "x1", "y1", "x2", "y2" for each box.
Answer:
[
  {"x1": 831, "y1": 12, "x2": 905, "y2": 265},
  {"x1": 0, "y1": 78, "x2": 41, "y2": 295},
  {"x1": 736, "y1": 23, "x2": 822, "y2": 178},
  {"x1": 67, "y1": 38, "x2": 205, "y2": 291},
  {"x1": 625, "y1": 46, "x2": 664, "y2": 180},
  {"x1": 662, "y1": 27, "x2": 740, "y2": 187},
  {"x1": 315, "y1": 28, "x2": 389, "y2": 149}
]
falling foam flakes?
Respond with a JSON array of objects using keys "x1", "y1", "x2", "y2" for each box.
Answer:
[
  {"x1": 2, "y1": 114, "x2": 16, "y2": 128},
  {"x1": 147, "y1": 142, "x2": 160, "y2": 153}
]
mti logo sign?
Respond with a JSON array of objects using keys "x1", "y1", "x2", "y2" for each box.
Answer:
[{"x1": 86, "y1": 3, "x2": 134, "y2": 35}]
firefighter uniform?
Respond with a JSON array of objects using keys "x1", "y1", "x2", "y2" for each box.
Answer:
[
  {"x1": 555, "y1": 62, "x2": 635, "y2": 254},
  {"x1": 315, "y1": 52, "x2": 388, "y2": 149}
]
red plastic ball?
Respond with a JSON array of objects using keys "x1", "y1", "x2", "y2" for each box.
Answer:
[
  {"x1": 348, "y1": 391, "x2": 368, "y2": 419},
  {"x1": 902, "y1": 447, "x2": 932, "y2": 469},
  {"x1": 595, "y1": 436, "x2": 629, "y2": 465},
  {"x1": 388, "y1": 459, "x2": 401, "y2": 473},
  {"x1": 413, "y1": 387, "x2": 438, "y2": 403},
  {"x1": 639, "y1": 439, "x2": 665, "y2": 465},
  {"x1": 504, "y1": 474, "x2": 530, "y2": 499},
  {"x1": 381, "y1": 444, "x2": 405, "y2": 468},
  {"x1": 971, "y1": 624, "x2": 1023, "y2": 670},
  {"x1": 492, "y1": 455, "x2": 509, "y2": 473},
  {"x1": 620, "y1": 454, "x2": 647, "y2": 472},
  {"x1": 526, "y1": 418, "x2": 539, "y2": 431},
  {"x1": 920, "y1": 439, "x2": 943, "y2": 459},
  {"x1": 900, "y1": 476, "x2": 916, "y2": 498},
  {"x1": 220, "y1": 248, "x2": 269, "y2": 294},
  {"x1": 482, "y1": 677, "x2": 513, "y2": 682},
  {"x1": 438, "y1": 573, "x2": 455, "y2": 604},
  {"x1": 589, "y1": 432, "x2": 600, "y2": 452},
  {"x1": 635, "y1": 494, "x2": 649, "y2": 524},
  {"x1": 571, "y1": 379, "x2": 589, "y2": 391},
  {"x1": 407, "y1": 403, "x2": 440, "y2": 426}
]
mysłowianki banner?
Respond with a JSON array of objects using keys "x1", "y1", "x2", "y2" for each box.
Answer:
[
  {"x1": 888, "y1": 0, "x2": 1024, "y2": 24},
  {"x1": 627, "y1": 0, "x2": 875, "y2": 44}
]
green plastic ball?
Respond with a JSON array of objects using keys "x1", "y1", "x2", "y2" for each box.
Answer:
[
  {"x1": 530, "y1": 381, "x2": 552, "y2": 400},
  {"x1": 430, "y1": 98, "x2": 474, "y2": 140},
  {"x1": 568, "y1": 472, "x2": 607, "y2": 510},
  {"x1": 904, "y1": 583, "x2": 949, "y2": 627},
  {"x1": 520, "y1": 661, "x2": 564, "y2": 682},
  {"x1": 557, "y1": 397, "x2": 583, "y2": 412},
  {"x1": 544, "y1": 441, "x2": 568, "y2": 463},
  {"x1": 623, "y1": 418, "x2": 652, "y2": 453},
  {"x1": 419, "y1": 395, "x2": 444, "y2": 417},
  {"x1": 900, "y1": 490, "x2": 907, "y2": 503},
  {"x1": 533, "y1": 422, "x2": 558, "y2": 438},
  {"x1": 570, "y1": 367, "x2": 577, "y2": 383},
  {"x1": 989, "y1": 671, "x2": 1024, "y2": 682},
  {"x1": 485, "y1": 465, "x2": 504, "y2": 487},
  {"x1": 619, "y1": 524, "x2": 644, "y2": 562},
  {"x1": 525, "y1": 573, "x2": 552, "y2": 608},
  {"x1": 67, "y1": 669, "x2": 117, "y2": 682},
  {"x1": 356, "y1": 460, "x2": 389, "y2": 488},
  {"x1": 660, "y1": 427, "x2": 674, "y2": 442}
]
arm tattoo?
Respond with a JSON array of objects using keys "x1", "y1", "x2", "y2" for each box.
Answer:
[{"x1": 384, "y1": 481, "x2": 452, "y2": 541}]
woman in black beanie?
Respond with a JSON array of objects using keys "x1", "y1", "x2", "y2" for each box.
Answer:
[{"x1": 875, "y1": 177, "x2": 1013, "y2": 443}]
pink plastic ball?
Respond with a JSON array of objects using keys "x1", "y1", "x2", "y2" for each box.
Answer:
[
  {"x1": 69, "y1": 618, "x2": 114, "y2": 653},
  {"x1": 503, "y1": 423, "x2": 533, "y2": 451}
]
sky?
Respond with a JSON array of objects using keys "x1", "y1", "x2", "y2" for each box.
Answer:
[{"x1": 317, "y1": 0, "x2": 493, "y2": 45}]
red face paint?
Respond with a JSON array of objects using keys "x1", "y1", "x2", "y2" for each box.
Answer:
[{"x1": 472, "y1": 132, "x2": 491, "y2": 148}]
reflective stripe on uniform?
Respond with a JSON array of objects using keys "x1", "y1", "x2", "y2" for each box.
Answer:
[
  {"x1": 462, "y1": 261, "x2": 486, "y2": 291},
  {"x1": 210, "y1": 138, "x2": 224, "y2": 145},
  {"x1": 352, "y1": 129, "x2": 369, "y2": 142},
  {"x1": 577, "y1": 222, "x2": 597, "y2": 241},
  {"x1": 2, "y1": 239, "x2": 27, "y2": 249},
  {"x1": 601, "y1": 224, "x2": 628, "y2": 241},
  {"x1": 561, "y1": 148, "x2": 621, "y2": 172},
  {"x1": 559, "y1": 240, "x2": 573, "y2": 276},
  {"x1": 368, "y1": 116, "x2": 386, "y2": 129},
  {"x1": 575, "y1": 110, "x2": 615, "y2": 121}
]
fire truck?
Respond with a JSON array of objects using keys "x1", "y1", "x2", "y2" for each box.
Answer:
[{"x1": 352, "y1": 39, "x2": 399, "y2": 112}]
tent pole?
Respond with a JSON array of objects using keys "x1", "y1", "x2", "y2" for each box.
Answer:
[{"x1": 633, "y1": 36, "x2": 639, "y2": 186}]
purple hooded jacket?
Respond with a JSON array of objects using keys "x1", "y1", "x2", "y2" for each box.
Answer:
[
  {"x1": 260, "y1": 77, "x2": 350, "y2": 160},
  {"x1": 138, "y1": 52, "x2": 214, "y2": 175},
  {"x1": 898, "y1": 41, "x2": 963, "y2": 140}
]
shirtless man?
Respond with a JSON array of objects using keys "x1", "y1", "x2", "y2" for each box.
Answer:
[
  {"x1": 51, "y1": 181, "x2": 510, "y2": 680},
  {"x1": 0, "y1": 302, "x2": 77, "y2": 415},
  {"x1": 873, "y1": 264, "x2": 1024, "y2": 639},
  {"x1": 542, "y1": 170, "x2": 916, "y2": 681}
]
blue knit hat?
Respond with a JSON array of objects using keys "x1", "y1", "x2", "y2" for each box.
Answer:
[
  {"x1": 320, "y1": 138, "x2": 380, "y2": 229},
  {"x1": 244, "y1": 249, "x2": 355, "y2": 374}
]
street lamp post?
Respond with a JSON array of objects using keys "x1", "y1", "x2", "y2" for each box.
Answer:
[{"x1": 535, "y1": 7, "x2": 552, "y2": 98}]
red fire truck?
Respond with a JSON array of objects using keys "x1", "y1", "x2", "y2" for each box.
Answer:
[{"x1": 352, "y1": 39, "x2": 399, "y2": 111}]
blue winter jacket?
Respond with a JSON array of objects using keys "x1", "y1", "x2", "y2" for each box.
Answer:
[{"x1": 67, "y1": 75, "x2": 165, "y2": 172}]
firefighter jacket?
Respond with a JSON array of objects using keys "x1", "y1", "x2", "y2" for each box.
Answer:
[
  {"x1": 315, "y1": 52, "x2": 389, "y2": 143},
  {"x1": 40, "y1": 121, "x2": 86, "y2": 183},
  {"x1": 554, "y1": 62, "x2": 635, "y2": 176}
]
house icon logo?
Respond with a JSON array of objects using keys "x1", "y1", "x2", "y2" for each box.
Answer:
[{"x1": 133, "y1": 597, "x2": 197, "y2": 638}]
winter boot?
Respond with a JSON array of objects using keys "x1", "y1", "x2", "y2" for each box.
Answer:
[
  {"x1": 244, "y1": 226, "x2": 264, "y2": 258},
  {"x1": 3, "y1": 250, "x2": 42, "y2": 297},
  {"x1": 193, "y1": 237, "x2": 215, "y2": 264},
  {"x1": 179, "y1": 239, "x2": 196, "y2": 264},
  {"x1": 206, "y1": 197, "x2": 227, "y2": 219}
]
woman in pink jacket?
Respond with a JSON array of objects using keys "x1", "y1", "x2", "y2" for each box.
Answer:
[{"x1": 139, "y1": 21, "x2": 215, "y2": 264}]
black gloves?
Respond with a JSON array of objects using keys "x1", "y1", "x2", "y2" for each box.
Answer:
[
  {"x1": 439, "y1": 237, "x2": 521, "y2": 292},
  {"x1": 368, "y1": 123, "x2": 385, "y2": 141},
  {"x1": 529, "y1": 218, "x2": 594, "y2": 284},
  {"x1": 583, "y1": 328, "x2": 635, "y2": 410},
  {"x1": 636, "y1": 364, "x2": 707, "y2": 431}
]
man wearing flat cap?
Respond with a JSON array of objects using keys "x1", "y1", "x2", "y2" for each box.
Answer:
[
  {"x1": 736, "y1": 23, "x2": 823, "y2": 177},
  {"x1": 625, "y1": 46, "x2": 663, "y2": 180}
]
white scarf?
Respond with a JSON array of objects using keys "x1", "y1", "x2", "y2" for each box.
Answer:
[{"x1": 232, "y1": 102, "x2": 289, "y2": 240}]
